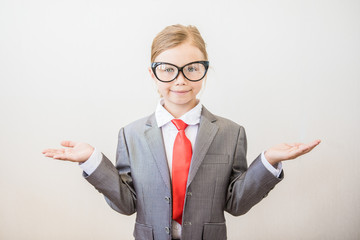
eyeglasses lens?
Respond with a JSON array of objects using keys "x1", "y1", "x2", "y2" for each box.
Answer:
[
  {"x1": 155, "y1": 64, "x2": 178, "y2": 82},
  {"x1": 183, "y1": 63, "x2": 206, "y2": 81}
]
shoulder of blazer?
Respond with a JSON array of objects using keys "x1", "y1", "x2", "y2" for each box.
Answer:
[
  {"x1": 145, "y1": 112, "x2": 156, "y2": 127},
  {"x1": 201, "y1": 106, "x2": 243, "y2": 131},
  {"x1": 201, "y1": 106, "x2": 217, "y2": 123},
  {"x1": 120, "y1": 113, "x2": 156, "y2": 137}
]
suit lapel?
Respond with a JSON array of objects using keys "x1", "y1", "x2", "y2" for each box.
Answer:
[
  {"x1": 144, "y1": 114, "x2": 171, "y2": 190},
  {"x1": 187, "y1": 107, "x2": 219, "y2": 187}
]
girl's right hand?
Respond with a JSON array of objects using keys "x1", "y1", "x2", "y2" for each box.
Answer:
[{"x1": 42, "y1": 141, "x2": 94, "y2": 163}]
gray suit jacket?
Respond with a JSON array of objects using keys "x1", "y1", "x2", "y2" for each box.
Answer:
[{"x1": 84, "y1": 106, "x2": 283, "y2": 240}]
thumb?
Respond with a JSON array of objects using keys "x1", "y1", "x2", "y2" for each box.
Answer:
[{"x1": 60, "y1": 140, "x2": 77, "y2": 148}]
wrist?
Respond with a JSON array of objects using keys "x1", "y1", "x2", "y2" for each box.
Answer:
[{"x1": 264, "y1": 151, "x2": 280, "y2": 167}]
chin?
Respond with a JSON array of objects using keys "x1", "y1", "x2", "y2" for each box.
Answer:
[{"x1": 172, "y1": 98, "x2": 196, "y2": 106}]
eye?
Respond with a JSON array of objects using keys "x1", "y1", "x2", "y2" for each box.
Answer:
[
  {"x1": 186, "y1": 66, "x2": 198, "y2": 72},
  {"x1": 158, "y1": 64, "x2": 175, "y2": 73},
  {"x1": 165, "y1": 67, "x2": 175, "y2": 73}
]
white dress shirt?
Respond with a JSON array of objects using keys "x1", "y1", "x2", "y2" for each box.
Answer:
[{"x1": 80, "y1": 99, "x2": 282, "y2": 239}]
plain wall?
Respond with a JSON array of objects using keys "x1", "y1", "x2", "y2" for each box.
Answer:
[{"x1": 1, "y1": 0, "x2": 359, "y2": 239}]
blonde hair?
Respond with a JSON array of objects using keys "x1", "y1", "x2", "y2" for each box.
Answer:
[{"x1": 151, "y1": 24, "x2": 208, "y2": 62}]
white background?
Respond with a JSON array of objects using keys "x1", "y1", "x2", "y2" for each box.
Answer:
[{"x1": 0, "y1": 0, "x2": 359, "y2": 239}]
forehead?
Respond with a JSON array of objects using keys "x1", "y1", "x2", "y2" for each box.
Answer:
[{"x1": 154, "y1": 42, "x2": 205, "y2": 66}]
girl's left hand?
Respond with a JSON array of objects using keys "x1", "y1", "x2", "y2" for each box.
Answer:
[{"x1": 265, "y1": 139, "x2": 321, "y2": 166}]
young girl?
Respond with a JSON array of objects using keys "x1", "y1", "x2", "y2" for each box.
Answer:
[{"x1": 43, "y1": 24, "x2": 320, "y2": 240}]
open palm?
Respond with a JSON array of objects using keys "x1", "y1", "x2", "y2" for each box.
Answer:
[
  {"x1": 265, "y1": 139, "x2": 321, "y2": 166},
  {"x1": 42, "y1": 141, "x2": 94, "y2": 163}
]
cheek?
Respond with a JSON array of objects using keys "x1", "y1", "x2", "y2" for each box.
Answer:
[
  {"x1": 156, "y1": 82, "x2": 169, "y2": 94},
  {"x1": 193, "y1": 82, "x2": 203, "y2": 94}
]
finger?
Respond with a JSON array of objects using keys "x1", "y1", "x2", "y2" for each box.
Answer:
[
  {"x1": 304, "y1": 139, "x2": 319, "y2": 146},
  {"x1": 287, "y1": 144, "x2": 310, "y2": 159},
  {"x1": 42, "y1": 149, "x2": 65, "y2": 155},
  {"x1": 61, "y1": 140, "x2": 77, "y2": 148},
  {"x1": 301, "y1": 140, "x2": 320, "y2": 153},
  {"x1": 293, "y1": 140, "x2": 321, "y2": 158},
  {"x1": 308, "y1": 139, "x2": 321, "y2": 148},
  {"x1": 44, "y1": 150, "x2": 65, "y2": 158},
  {"x1": 44, "y1": 152, "x2": 56, "y2": 158},
  {"x1": 53, "y1": 154, "x2": 74, "y2": 161},
  {"x1": 54, "y1": 155, "x2": 87, "y2": 163},
  {"x1": 44, "y1": 152, "x2": 61, "y2": 158},
  {"x1": 42, "y1": 149, "x2": 51, "y2": 154},
  {"x1": 42, "y1": 148, "x2": 59, "y2": 154},
  {"x1": 303, "y1": 140, "x2": 321, "y2": 153},
  {"x1": 291, "y1": 140, "x2": 320, "y2": 152}
]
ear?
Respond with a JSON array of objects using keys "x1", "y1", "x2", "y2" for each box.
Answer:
[{"x1": 148, "y1": 67, "x2": 156, "y2": 81}]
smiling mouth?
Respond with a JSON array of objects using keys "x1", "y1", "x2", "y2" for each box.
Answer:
[{"x1": 171, "y1": 90, "x2": 191, "y2": 94}]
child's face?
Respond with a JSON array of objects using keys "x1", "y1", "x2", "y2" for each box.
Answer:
[{"x1": 149, "y1": 42, "x2": 206, "y2": 113}]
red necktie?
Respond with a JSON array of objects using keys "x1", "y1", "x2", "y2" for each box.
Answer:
[{"x1": 171, "y1": 119, "x2": 192, "y2": 225}]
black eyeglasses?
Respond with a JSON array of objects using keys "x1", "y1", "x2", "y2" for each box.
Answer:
[{"x1": 151, "y1": 61, "x2": 209, "y2": 82}]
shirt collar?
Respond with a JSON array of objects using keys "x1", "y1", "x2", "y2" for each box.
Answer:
[{"x1": 155, "y1": 99, "x2": 202, "y2": 128}]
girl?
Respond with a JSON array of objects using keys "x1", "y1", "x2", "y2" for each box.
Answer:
[{"x1": 43, "y1": 24, "x2": 320, "y2": 240}]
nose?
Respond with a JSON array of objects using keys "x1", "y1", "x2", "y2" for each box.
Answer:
[{"x1": 174, "y1": 71, "x2": 187, "y2": 85}]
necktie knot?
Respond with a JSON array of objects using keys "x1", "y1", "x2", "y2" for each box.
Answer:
[{"x1": 171, "y1": 119, "x2": 188, "y2": 131}]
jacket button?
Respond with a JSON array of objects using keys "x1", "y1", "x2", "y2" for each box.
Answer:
[
  {"x1": 165, "y1": 227, "x2": 170, "y2": 234},
  {"x1": 165, "y1": 196, "x2": 170, "y2": 203},
  {"x1": 183, "y1": 221, "x2": 192, "y2": 226},
  {"x1": 187, "y1": 192, "x2": 192, "y2": 196}
]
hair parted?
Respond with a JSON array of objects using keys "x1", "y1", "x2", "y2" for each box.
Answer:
[{"x1": 151, "y1": 24, "x2": 208, "y2": 62}]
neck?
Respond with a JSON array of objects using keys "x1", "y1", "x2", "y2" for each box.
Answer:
[{"x1": 163, "y1": 100, "x2": 198, "y2": 118}]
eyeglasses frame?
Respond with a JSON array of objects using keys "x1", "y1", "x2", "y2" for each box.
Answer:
[{"x1": 151, "y1": 61, "x2": 209, "y2": 82}]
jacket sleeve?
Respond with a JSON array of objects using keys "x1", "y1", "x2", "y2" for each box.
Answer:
[
  {"x1": 83, "y1": 128, "x2": 136, "y2": 215},
  {"x1": 225, "y1": 126, "x2": 283, "y2": 216}
]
